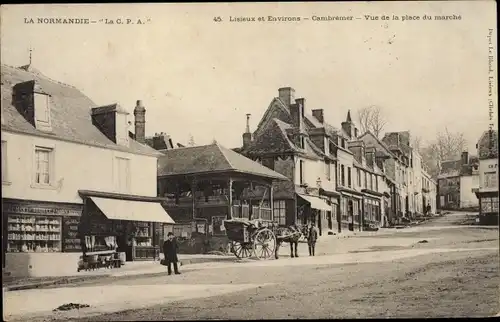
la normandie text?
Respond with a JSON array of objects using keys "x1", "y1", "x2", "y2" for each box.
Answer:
[{"x1": 25, "y1": 17, "x2": 91, "y2": 24}]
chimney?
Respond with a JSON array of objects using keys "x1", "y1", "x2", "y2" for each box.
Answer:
[
  {"x1": 312, "y1": 109, "x2": 324, "y2": 123},
  {"x1": 461, "y1": 151, "x2": 469, "y2": 165},
  {"x1": 91, "y1": 104, "x2": 130, "y2": 146},
  {"x1": 242, "y1": 113, "x2": 253, "y2": 149},
  {"x1": 290, "y1": 97, "x2": 305, "y2": 133},
  {"x1": 13, "y1": 80, "x2": 52, "y2": 132},
  {"x1": 134, "y1": 100, "x2": 146, "y2": 143},
  {"x1": 278, "y1": 87, "x2": 295, "y2": 107}
]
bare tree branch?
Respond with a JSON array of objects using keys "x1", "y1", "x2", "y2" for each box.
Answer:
[
  {"x1": 420, "y1": 128, "x2": 467, "y2": 178},
  {"x1": 356, "y1": 105, "x2": 387, "y2": 139}
]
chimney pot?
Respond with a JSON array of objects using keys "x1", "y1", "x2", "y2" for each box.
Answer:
[
  {"x1": 278, "y1": 87, "x2": 295, "y2": 107},
  {"x1": 134, "y1": 100, "x2": 146, "y2": 143}
]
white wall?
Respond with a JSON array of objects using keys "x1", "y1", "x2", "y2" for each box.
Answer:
[
  {"x1": 336, "y1": 149, "x2": 354, "y2": 187},
  {"x1": 479, "y1": 158, "x2": 498, "y2": 192},
  {"x1": 1, "y1": 131, "x2": 158, "y2": 204},
  {"x1": 294, "y1": 156, "x2": 335, "y2": 192},
  {"x1": 459, "y1": 175, "x2": 479, "y2": 208}
]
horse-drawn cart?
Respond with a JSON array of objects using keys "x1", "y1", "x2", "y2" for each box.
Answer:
[{"x1": 224, "y1": 218, "x2": 278, "y2": 260}]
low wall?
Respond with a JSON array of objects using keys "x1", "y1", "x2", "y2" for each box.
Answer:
[{"x1": 6, "y1": 253, "x2": 81, "y2": 278}]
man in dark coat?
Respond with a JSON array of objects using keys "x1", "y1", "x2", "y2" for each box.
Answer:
[
  {"x1": 163, "y1": 232, "x2": 181, "y2": 275},
  {"x1": 307, "y1": 223, "x2": 319, "y2": 256}
]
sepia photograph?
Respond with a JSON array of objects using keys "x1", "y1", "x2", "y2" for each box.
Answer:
[{"x1": 1, "y1": 1, "x2": 498, "y2": 320}]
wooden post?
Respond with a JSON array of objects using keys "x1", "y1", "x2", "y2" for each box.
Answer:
[
  {"x1": 269, "y1": 182, "x2": 274, "y2": 222},
  {"x1": 249, "y1": 181, "x2": 253, "y2": 220},
  {"x1": 228, "y1": 178, "x2": 233, "y2": 220},
  {"x1": 190, "y1": 177, "x2": 197, "y2": 220}
]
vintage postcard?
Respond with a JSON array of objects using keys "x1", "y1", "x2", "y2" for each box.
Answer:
[{"x1": 1, "y1": 1, "x2": 498, "y2": 320}]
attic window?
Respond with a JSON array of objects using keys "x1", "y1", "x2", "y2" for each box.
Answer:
[
  {"x1": 299, "y1": 136, "x2": 305, "y2": 149},
  {"x1": 35, "y1": 93, "x2": 50, "y2": 123}
]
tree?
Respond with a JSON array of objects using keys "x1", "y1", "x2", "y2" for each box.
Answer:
[
  {"x1": 356, "y1": 105, "x2": 387, "y2": 138},
  {"x1": 188, "y1": 134, "x2": 196, "y2": 147},
  {"x1": 419, "y1": 127, "x2": 467, "y2": 178}
]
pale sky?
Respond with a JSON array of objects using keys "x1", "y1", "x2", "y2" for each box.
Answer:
[{"x1": 1, "y1": 2, "x2": 497, "y2": 152}]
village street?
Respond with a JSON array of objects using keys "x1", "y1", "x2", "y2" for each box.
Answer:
[{"x1": 4, "y1": 212, "x2": 499, "y2": 321}]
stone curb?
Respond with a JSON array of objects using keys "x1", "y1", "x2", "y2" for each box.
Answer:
[{"x1": 3, "y1": 257, "x2": 234, "y2": 293}]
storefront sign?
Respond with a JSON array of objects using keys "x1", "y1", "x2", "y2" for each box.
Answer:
[
  {"x1": 62, "y1": 217, "x2": 82, "y2": 252},
  {"x1": 3, "y1": 202, "x2": 81, "y2": 217}
]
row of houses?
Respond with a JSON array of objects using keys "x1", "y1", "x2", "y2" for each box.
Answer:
[
  {"x1": 233, "y1": 87, "x2": 438, "y2": 236},
  {"x1": 4, "y1": 64, "x2": 494, "y2": 278}
]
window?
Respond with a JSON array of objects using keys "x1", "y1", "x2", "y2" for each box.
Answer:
[
  {"x1": 375, "y1": 176, "x2": 379, "y2": 191},
  {"x1": 485, "y1": 172, "x2": 498, "y2": 188},
  {"x1": 34, "y1": 147, "x2": 53, "y2": 185},
  {"x1": 325, "y1": 162, "x2": 331, "y2": 181},
  {"x1": 273, "y1": 200, "x2": 287, "y2": 226},
  {"x1": 357, "y1": 169, "x2": 361, "y2": 187},
  {"x1": 2, "y1": 141, "x2": 7, "y2": 183},
  {"x1": 7, "y1": 215, "x2": 61, "y2": 252},
  {"x1": 370, "y1": 174, "x2": 373, "y2": 190},
  {"x1": 341, "y1": 165, "x2": 345, "y2": 186},
  {"x1": 347, "y1": 167, "x2": 352, "y2": 187},
  {"x1": 35, "y1": 93, "x2": 50, "y2": 123},
  {"x1": 299, "y1": 160, "x2": 305, "y2": 185},
  {"x1": 481, "y1": 197, "x2": 499, "y2": 213},
  {"x1": 114, "y1": 157, "x2": 131, "y2": 192},
  {"x1": 447, "y1": 194, "x2": 453, "y2": 202},
  {"x1": 341, "y1": 139, "x2": 346, "y2": 148},
  {"x1": 299, "y1": 136, "x2": 305, "y2": 149}
]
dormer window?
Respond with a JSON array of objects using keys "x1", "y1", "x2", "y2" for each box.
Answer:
[
  {"x1": 299, "y1": 136, "x2": 305, "y2": 149},
  {"x1": 35, "y1": 93, "x2": 50, "y2": 124}
]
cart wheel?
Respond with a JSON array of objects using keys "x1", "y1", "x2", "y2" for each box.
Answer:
[
  {"x1": 253, "y1": 228, "x2": 276, "y2": 260},
  {"x1": 231, "y1": 241, "x2": 253, "y2": 259}
]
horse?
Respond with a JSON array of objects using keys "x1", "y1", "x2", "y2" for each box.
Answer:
[{"x1": 274, "y1": 224, "x2": 309, "y2": 259}]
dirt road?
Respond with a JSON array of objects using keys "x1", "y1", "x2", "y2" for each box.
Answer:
[{"x1": 4, "y1": 212, "x2": 499, "y2": 320}]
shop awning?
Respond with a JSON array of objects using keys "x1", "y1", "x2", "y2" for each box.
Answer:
[
  {"x1": 298, "y1": 194, "x2": 331, "y2": 212},
  {"x1": 90, "y1": 197, "x2": 175, "y2": 223}
]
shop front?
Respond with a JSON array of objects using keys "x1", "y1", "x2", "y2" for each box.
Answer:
[
  {"x1": 78, "y1": 190, "x2": 175, "y2": 263},
  {"x1": 338, "y1": 187, "x2": 364, "y2": 231},
  {"x1": 361, "y1": 189, "x2": 384, "y2": 228},
  {"x1": 476, "y1": 191, "x2": 499, "y2": 225},
  {"x1": 3, "y1": 198, "x2": 83, "y2": 277},
  {"x1": 3, "y1": 192, "x2": 175, "y2": 278},
  {"x1": 296, "y1": 193, "x2": 333, "y2": 236}
]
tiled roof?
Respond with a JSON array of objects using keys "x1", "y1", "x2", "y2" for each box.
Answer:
[
  {"x1": 158, "y1": 143, "x2": 289, "y2": 180},
  {"x1": 358, "y1": 131, "x2": 397, "y2": 159},
  {"x1": 244, "y1": 118, "x2": 298, "y2": 155},
  {"x1": 477, "y1": 130, "x2": 499, "y2": 159},
  {"x1": 1, "y1": 64, "x2": 160, "y2": 156}
]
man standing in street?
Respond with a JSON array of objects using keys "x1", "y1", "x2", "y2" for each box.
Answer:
[
  {"x1": 163, "y1": 232, "x2": 181, "y2": 275},
  {"x1": 307, "y1": 223, "x2": 319, "y2": 256}
]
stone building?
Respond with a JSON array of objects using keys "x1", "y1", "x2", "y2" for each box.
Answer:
[{"x1": 437, "y1": 151, "x2": 479, "y2": 211}]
